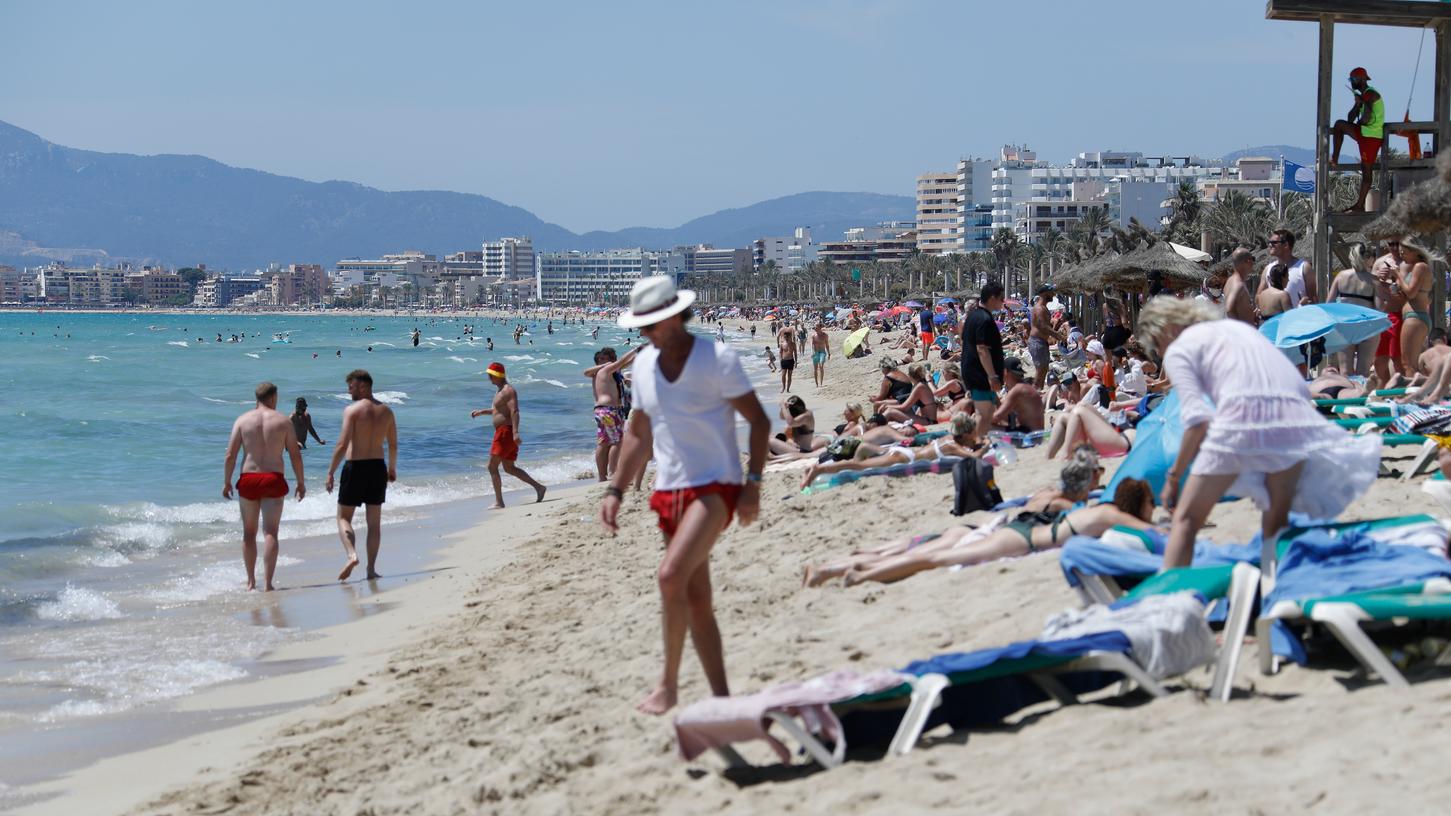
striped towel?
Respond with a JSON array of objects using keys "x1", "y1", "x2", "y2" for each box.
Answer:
[{"x1": 1392, "y1": 405, "x2": 1451, "y2": 435}]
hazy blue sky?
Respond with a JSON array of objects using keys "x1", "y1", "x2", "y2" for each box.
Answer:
[{"x1": 1, "y1": 0, "x2": 1439, "y2": 231}]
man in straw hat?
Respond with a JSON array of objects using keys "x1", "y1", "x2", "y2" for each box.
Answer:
[
  {"x1": 473, "y1": 362, "x2": 547, "y2": 509},
  {"x1": 600, "y1": 275, "x2": 770, "y2": 715}
]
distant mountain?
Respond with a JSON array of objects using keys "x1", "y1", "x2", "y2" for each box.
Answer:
[
  {"x1": 1221, "y1": 145, "x2": 1315, "y2": 166},
  {"x1": 0, "y1": 120, "x2": 912, "y2": 270},
  {"x1": 574, "y1": 191, "x2": 915, "y2": 251}
]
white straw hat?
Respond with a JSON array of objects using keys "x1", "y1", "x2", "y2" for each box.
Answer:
[{"x1": 617, "y1": 276, "x2": 697, "y2": 328}]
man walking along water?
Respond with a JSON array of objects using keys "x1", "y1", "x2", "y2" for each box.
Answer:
[
  {"x1": 810, "y1": 321, "x2": 830, "y2": 387},
  {"x1": 599, "y1": 276, "x2": 770, "y2": 715},
  {"x1": 473, "y1": 362, "x2": 547, "y2": 508},
  {"x1": 777, "y1": 321, "x2": 798, "y2": 392},
  {"x1": 223, "y1": 382, "x2": 306, "y2": 592},
  {"x1": 325, "y1": 369, "x2": 397, "y2": 581},
  {"x1": 962, "y1": 282, "x2": 1007, "y2": 436}
]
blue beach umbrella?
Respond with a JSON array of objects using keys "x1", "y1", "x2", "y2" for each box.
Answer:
[
  {"x1": 937, "y1": 297, "x2": 958, "y2": 305},
  {"x1": 904, "y1": 300, "x2": 925, "y2": 308},
  {"x1": 932, "y1": 312, "x2": 950, "y2": 325},
  {"x1": 1258, "y1": 303, "x2": 1389, "y2": 352}
]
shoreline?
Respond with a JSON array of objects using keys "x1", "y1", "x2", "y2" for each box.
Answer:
[{"x1": 13, "y1": 481, "x2": 595, "y2": 815}]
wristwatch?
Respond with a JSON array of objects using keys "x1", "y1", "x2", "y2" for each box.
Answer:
[{"x1": 746, "y1": 472, "x2": 763, "y2": 484}]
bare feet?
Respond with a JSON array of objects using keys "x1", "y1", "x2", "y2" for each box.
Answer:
[
  {"x1": 799, "y1": 465, "x2": 820, "y2": 489},
  {"x1": 535, "y1": 484, "x2": 547, "y2": 503},
  {"x1": 338, "y1": 558, "x2": 358, "y2": 581},
  {"x1": 636, "y1": 685, "x2": 677, "y2": 716},
  {"x1": 491, "y1": 502, "x2": 505, "y2": 510},
  {"x1": 264, "y1": 583, "x2": 275, "y2": 592},
  {"x1": 366, "y1": 571, "x2": 381, "y2": 580}
]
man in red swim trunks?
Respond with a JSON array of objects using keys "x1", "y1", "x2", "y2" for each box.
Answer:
[
  {"x1": 600, "y1": 275, "x2": 770, "y2": 715},
  {"x1": 222, "y1": 381, "x2": 306, "y2": 591},
  {"x1": 473, "y1": 362, "x2": 546, "y2": 509}
]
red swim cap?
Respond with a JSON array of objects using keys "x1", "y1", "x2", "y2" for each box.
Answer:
[{"x1": 487, "y1": 362, "x2": 506, "y2": 379}]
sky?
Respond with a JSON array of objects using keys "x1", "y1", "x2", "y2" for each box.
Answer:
[{"x1": 1, "y1": 0, "x2": 1442, "y2": 232}]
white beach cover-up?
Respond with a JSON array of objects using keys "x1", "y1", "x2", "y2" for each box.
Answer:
[{"x1": 1163, "y1": 320, "x2": 1380, "y2": 519}]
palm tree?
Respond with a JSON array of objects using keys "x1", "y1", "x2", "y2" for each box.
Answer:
[
  {"x1": 1070, "y1": 206, "x2": 1112, "y2": 255},
  {"x1": 1167, "y1": 181, "x2": 1201, "y2": 230},
  {"x1": 990, "y1": 228, "x2": 1020, "y2": 281},
  {"x1": 1202, "y1": 190, "x2": 1276, "y2": 253},
  {"x1": 1037, "y1": 227, "x2": 1067, "y2": 275}
]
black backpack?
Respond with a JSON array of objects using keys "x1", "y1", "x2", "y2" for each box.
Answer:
[{"x1": 952, "y1": 457, "x2": 1003, "y2": 516}]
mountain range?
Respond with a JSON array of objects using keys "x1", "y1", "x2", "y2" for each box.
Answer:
[
  {"x1": 0, "y1": 120, "x2": 913, "y2": 270},
  {"x1": 0, "y1": 121, "x2": 1314, "y2": 271}
]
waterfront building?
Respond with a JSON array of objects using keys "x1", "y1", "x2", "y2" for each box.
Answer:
[
  {"x1": 954, "y1": 158, "x2": 995, "y2": 252},
  {"x1": 125, "y1": 269, "x2": 187, "y2": 304},
  {"x1": 751, "y1": 227, "x2": 816, "y2": 272},
  {"x1": 1197, "y1": 157, "x2": 1281, "y2": 204},
  {"x1": 916, "y1": 171, "x2": 959, "y2": 255},
  {"x1": 0, "y1": 265, "x2": 21, "y2": 302},
  {"x1": 818, "y1": 222, "x2": 917, "y2": 265},
  {"x1": 194, "y1": 275, "x2": 265, "y2": 308},
  {"x1": 483, "y1": 237, "x2": 534, "y2": 279},
  {"x1": 535, "y1": 248, "x2": 684, "y2": 304},
  {"x1": 265, "y1": 264, "x2": 330, "y2": 307},
  {"x1": 678, "y1": 245, "x2": 752, "y2": 277}
]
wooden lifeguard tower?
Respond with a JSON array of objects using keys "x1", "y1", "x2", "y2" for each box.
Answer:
[{"x1": 1266, "y1": 0, "x2": 1451, "y2": 322}]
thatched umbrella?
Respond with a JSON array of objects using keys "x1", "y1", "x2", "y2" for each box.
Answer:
[
  {"x1": 1050, "y1": 260, "x2": 1087, "y2": 293},
  {"x1": 1100, "y1": 241, "x2": 1209, "y2": 293},
  {"x1": 1364, "y1": 151, "x2": 1451, "y2": 239}
]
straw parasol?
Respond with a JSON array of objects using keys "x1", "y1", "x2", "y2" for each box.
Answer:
[
  {"x1": 1364, "y1": 151, "x2": 1451, "y2": 239},
  {"x1": 1099, "y1": 241, "x2": 1210, "y2": 293}
]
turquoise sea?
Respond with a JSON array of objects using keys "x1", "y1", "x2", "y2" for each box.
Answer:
[{"x1": 0, "y1": 310, "x2": 732, "y2": 792}]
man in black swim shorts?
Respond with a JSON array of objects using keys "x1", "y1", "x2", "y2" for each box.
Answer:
[{"x1": 325, "y1": 369, "x2": 398, "y2": 581}]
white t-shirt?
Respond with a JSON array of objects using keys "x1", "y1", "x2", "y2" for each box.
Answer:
[
  {"x1": 633, "y1": 336, "x2": 755, "y2": 491},
  {"x1": 1277, "y1": 258, "x2": 1309, "y2": 306}
]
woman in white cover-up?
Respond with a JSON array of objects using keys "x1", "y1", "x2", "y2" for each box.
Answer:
[{"x1": 1137, "y1": 297, "x2": 1382, "y2": 568}]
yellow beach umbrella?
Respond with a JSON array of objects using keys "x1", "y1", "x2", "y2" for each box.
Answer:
[{"x1": 843, "y1": 326, "x2": 871, "y2": 357}]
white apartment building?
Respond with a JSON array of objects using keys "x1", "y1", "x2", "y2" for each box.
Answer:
[
  {"x1": 535, "y1": 249, "x2": 684, "y2": 304},
  {"x1": 916, "y1": 171, "x2": 959, "y2": 255},
  {"x1": 990, "y1": 145, "x2": 1214, "y2": 241},
  {"x1": 954, "y1": 158, "x2": 995, "y2": 252},
  {"x1": 335, "y1": 251, "x2": 440, "y2": 289},
  {"x1": 752, "y1": 227, "x2": 816, "y2": 272},
  {"x1": 483, "y1": 237, "x2": 534, "y2": 279},
  {"x1": 1197, "y1": 157, "x2": 1281, "y2": 205}
]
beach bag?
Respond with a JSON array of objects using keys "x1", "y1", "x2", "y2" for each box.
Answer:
[{"x1": 952, "y1": 457, "x2": 1003, "y2": 516}]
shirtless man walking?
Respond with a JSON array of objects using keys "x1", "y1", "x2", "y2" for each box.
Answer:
[
  {"x1": 473, "y1": 362, "x2": 547, "y2": 508},
  {"x1": 223, "y1": 382, "x2": 305, "y2": 591},
  {"x1": 777, "y1": 321, "x2": 798, "y2": 392},
  {"x1": 1222, "y1": 247, "x2": 1258, "y2": 325},
  {"x1": 583, "y1": 345, "x2": 640, "y2": 481},
  {"x1": 1027, "y1": 285, "x2": 1062, "y2": 389},
  {"x1": 809, "y1": 321, "x2": 830, "y2": 387},
  {"x1": 324, "y1": 369, "x2": 397, "y2": 581}
]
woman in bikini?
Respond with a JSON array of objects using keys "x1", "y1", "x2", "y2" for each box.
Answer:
[
  {"x1": 821, "y1": 473, "x2": 1157, "y2": 587},
  {"x1": 1397, "y1": 239, "x2": 1435, "y2": 376},
  {"x1": 1044, "y1": 403, "x2": 1132, "y2": 459},
  {"x1": 1326, "y1": 243, "x2": 1381, "y2": 376},
  {"x1": 872, "y1": 357, "x2": 915, "y2": 406},
  {"x1": 876, "y1": 363, "x2": 939, "y2": 425},
  {"x1": 768, "y1": 395, "x2": 828, "y2": 458},
  {"x1": 798, "y1": 412, "x2": 981, "y2": 489},
  {"x1": 934, "y1": 362, "x2": 970, "y2": 416}
]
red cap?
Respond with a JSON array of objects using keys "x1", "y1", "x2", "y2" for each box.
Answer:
[
  {"x1": 486, "y1": 362, "x2": 506, "y2": 379},
  {"x1": 1349, "y1": 67, "x2": 1370, "y2": 80}
]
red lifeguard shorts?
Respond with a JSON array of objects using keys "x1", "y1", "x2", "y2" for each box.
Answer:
[
  {"x1": 1352, "y1": 132, "x2": 1383, "y2": 167},
  {"x1": 236, "y1": 472, "x2": 288, "y2": 501},
  {"x1": 1376, "y1": 311, "x2": 1402, "y2": 358},
  {"x1": 491, "y1": 424, "x2": 519, "y2": 461},
  {"x1": 649, "y1": 482, "x2": 742, "y2": 539}
]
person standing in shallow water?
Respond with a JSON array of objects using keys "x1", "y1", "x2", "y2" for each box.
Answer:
[
  {"x1": 223, "y1": 382, "x2": 306, "y2": 592},
  {"x1": 290, "y1": 397, "x2": 327, "y2": 449},
  {"x1": 325, "y1": 369, "x2": 397, "y2": 581},
  {"x1": 473, "y1": 362, "x2": 547, "y2": 508}
]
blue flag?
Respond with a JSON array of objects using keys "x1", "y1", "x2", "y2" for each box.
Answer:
[{"x1": 1283, "y1": 160, "x2": 1315, "y2": 194}]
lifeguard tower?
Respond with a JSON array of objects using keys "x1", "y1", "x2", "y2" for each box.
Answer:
[{"x1": 1266, "y1": 0, "x2": 1451, "y2": 322}]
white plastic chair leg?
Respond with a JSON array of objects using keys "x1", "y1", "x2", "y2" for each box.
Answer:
[
  {"x1": 1403, "y1": 440, "x2": 1439, "y2": 482},
  {"x1": 764, "y1": 711, "x2": 844, "y2": 768},
  {"x1": 1064, "y1": 651, "x2": 1169, "y2": 698},
  {"x1": 887, "y1": 673, "x2": 949, "y2": 757},
  {"x1": 1210, "y1": 563, "x2": 1261, "y2": 702},
  {"x1": 1310, "y1": 603, "x2": 1411, "y2": 688},
  {"x1": 1025, "y1": 671, "x2": 1080, "y2": 706}
]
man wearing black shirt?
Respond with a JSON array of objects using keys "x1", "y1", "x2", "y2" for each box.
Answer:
[{"x1": 962, "y1": 281, "x2": 1007, "y2": 433}]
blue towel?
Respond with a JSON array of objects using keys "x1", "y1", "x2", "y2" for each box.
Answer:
[
  {"x1": 1266, "y1": 528, "x2": 1451, "y2": 662},
  {"x1": 1057, "y1": 536, "x2": 1260, "y2": 588},
  {"x1": 900, "y1": 631, "x2": 1130, "y2": 677}
]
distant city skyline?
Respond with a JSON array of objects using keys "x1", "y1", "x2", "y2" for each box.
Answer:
[{"x1": 1, "y1": 0, "x2": 1433, "y2": 231}]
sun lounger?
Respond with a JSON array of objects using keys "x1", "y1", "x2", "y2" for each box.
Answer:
[
  {"x1": 1314, "y1": 388, "x2": 1409, "y2": 407},
  {"x1": 1331, "y1": 415, "x2": 1395, "y2": 429},
  {"x1": 987, "y1": 429, "x2": 1050, "y2": 449},
  {"x1": 1257, "y1": 515, "x2": 1451, "y2": 681}
]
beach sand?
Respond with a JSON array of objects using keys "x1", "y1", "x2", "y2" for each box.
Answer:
[{"x1": 24, "y1": 327, "x2": 1451, "y2": 814}]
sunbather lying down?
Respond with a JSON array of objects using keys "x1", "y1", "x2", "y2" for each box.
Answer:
[
  {"x1": 805, "y1": 475, "x2": 1156, "y2": 588},
  {"x1": 798, "y1": 412, "x2": 981, "y2": 489},
  {"x1": 1309, "y1": 368, "x2": 1380, "y2": 401}
]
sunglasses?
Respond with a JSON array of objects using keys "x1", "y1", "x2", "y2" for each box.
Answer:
[
  {"x1": 1267, "y1": 239, "x2": 1283, "y2": 245},
  {"x1": 1389, "y1": 242, "x2": 1401, "y2": 247}
]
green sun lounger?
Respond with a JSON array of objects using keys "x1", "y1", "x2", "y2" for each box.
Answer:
[
  {"x1": 1314, "y1": 388, "x2": 1409, "y2": 407},
  {"x1": 1332, "y1": 416, "x2": 1396, "y2": 429},
  {"x1": 1257, "y1": 514, "x2": 1451, "y2": 682}
]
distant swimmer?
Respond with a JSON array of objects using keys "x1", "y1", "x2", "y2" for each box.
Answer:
[
  {"x1": 222, "y1": 382, "x2": 306, "y2": 591},
  {"x1": 472, "y1": 362, "x2": 546, "y2": 508},
  {"x1": 290, "y1": 397, "x2": 327, "y2": 449},
  {"x1": 325, "y1": 370, "x2": 397, "y2": 581},
  {"x1": 486, "y1": 338, "x2": 494, "y2": 351},
  {"x1": 412, "y1": 328, "x2": 421, "y2": 347}
]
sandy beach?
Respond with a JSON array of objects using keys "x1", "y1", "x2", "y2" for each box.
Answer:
[{"x1": 20, "y1": 327, "x2": 1451, "y2": 815}]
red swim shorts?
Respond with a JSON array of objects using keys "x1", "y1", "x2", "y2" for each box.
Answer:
[
  {"x1": 491, "y1": 424, "x2": 519, "y2": 461},
  {"x1": 649, "y1": 482, "x2": 742, "y2": 539},
  {"x1": 1376, "y1": 311, "x2": 1402, "y2": 358},
  {"x1": 1352, "y1": 132, "x2": 1383, "y2": 167},
  {"x1": 236, "y1": 471, "x2": 288, "y2": 501},
  {"x1": 920, "y1": 331, "x2": 935, "y2": 347}
]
